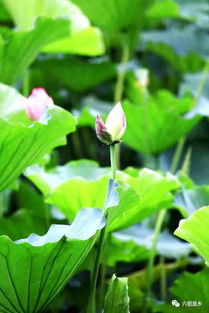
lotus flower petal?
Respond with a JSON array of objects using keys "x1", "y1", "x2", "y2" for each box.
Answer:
[{"x1": 26, "y1": 87, "x2": 54, "y2": 121}]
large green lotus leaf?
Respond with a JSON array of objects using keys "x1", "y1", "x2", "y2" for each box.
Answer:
[
  {"x1": 26, "y1": 164, "x2": 180, "y2": 230},
  {"x1": 26, "y1": 160, "x2": 139, "y2": 231},
  {"x1": 104, "y1": 225, "x2": 191, "y2": 266},
  {"x1": 25, "y1": 160, "x2": 110, "y2": 221},
  {"x1": 141, "y1": 41, "x2": 204, "y2": 73},
  {"x1": 25, "y1": 160, "x2": 109, "y2": 195},
  {"x1": 0, "y1": 84, "x2": 75, "y2": 191},
  {"x1": 43, "y1": 27, "x2": 105, "y2": 56},
  {"x1": 105, "y1": 169, "x2": 180, "y2": 232},
  {"x1": 0, "y1": 18, "x2": 70, "y2": 85},
  {"x1": 26, "y1": 165, "x2": 134, "y2": 228},
  {"x1": 102, "y1": 233, "x2": 149, "y2": 267},
  {"x1": 2, "y1": 0, "x2": 76, "y2": 31},
  {"x1": 102, "y1": 172, "x2": 179, "y2": 232},
  {"x1": 178, "y1": 1, "x2": 209, "y2": 30},
  {"x1": 0, "y1": 209, "x2": 49, "y2": 240},
  {"x1": 123, "y1": 168, "x2": 180, "y2": 207},
  {"x1": 0, "y1": 207, "x2": 105, "y2": 313},
  {"x1": 106, "y1": 183, "x2": 142, "y2": 232},
  {"x1": 0, "y1": 1, "x2": 11, "y2": 23},
  {"x1": 15, "y1": 181, "x2": 50, "y2": 219},
  {"x1": 175, "y1": 206, "x2": 209, "y2": 264},
  {"x1": 140, "y1": 24, "x2": 208, "y2": 73},
  {"x1": 71, "y1": 0, "x2": 152, "y2": 32},
  {"x1": 103, "y1": 274, "x2": 130, "y2": 313},
  {"x1": 0, "y1": 83, "x2": 28, "y2": 119},
  {"x1": 114, "y1": 168, "x2": 180, "y2": 224},
  {"x1": 129, "y1": 262, "x2": 199, "y2": 313},
  {"x1": 180, "y1": 72, "x2": 209, "y2": 99},
  {"x1": 141, "y1": 25, "x2": 209, "y2": 58},
  {"x1": 46, "y1": 177, "x2": 109, "y2": 221},
  {"x1": 0, "y1": 182, "x2": 55, "y2": 240},
  {"x1": 156, "y1": 230, "x2": 192, "y2": 259},
  {"x1": 3, "y1": 0, "x2": 105, "y2": 56},
  {"x1": 155, "y1": 268, "x2": 209, "y2": 313},
  {"x1": 175, "y1": 185, "x2": 209, "y2": 216},
  {"x1": 123, "y1": 90, "x2": 200, "y2": 154},
  {"x1": 31, "y1": 57, "x2": 115, "y2": 93},
  {"x1": 0, "y1": 199, "x2": 66, "y2": 242},
  {"x1": 146, "y1": 0, "x2": 180, "y2": 19}
]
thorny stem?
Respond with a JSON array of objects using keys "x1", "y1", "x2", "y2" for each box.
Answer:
[{"x1": 87, "y1": 144, "x2": 117, "y2": 313}]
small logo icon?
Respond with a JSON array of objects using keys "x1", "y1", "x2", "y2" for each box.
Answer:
[{"x1": 172, "y1": 300, "x2": 180, "y2": 307}]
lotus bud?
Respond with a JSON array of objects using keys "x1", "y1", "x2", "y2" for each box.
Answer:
[
  {"x1": 95, "y1": 102, "x2": 126, "y2": 144},
  {"x1": 26, "y1": 88, "x2": 54, "y2": 121},
  {"x1": 135, "y1": 68, "x2": 149, "y2": 93}
]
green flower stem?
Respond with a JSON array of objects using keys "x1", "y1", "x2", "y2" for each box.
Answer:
[
  {"x1": 181, "y1": 147, "x2": 192, "y2": 176},
  {"x1": 87, "y1": 144, "x2": 117, "y2": 313},
  {"x1": 170, "y1": 137, "x2": 185, "y2": 174},
  {"x1": 194, "y1": 58, "x2": 209, "y2": 102},
  {"x1": 110, "y1": 144, "x2": 117, "y2": 180},
  {"x1": 114, "y1": 37, "x2": 129, "y2": 170},
  {"x1": 159, "y1": 256, "x2": 166, "y2": 301},
  {"x1": 99, "y1": 262, "x2": 106, "y2": 308},
  {"x1": 114, "y1": 37, "x2": 130, "y2": 103},
  {"x1": 87, "y1": 225, "x2": 106, "y2": 313},
  {"x1": 143, "y1": 209, "x2": 166, "y2": 313}
]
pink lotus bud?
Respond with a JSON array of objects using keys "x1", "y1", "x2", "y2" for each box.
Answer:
[
  {"x1": 26, "y1": 88, "x2": 54, "y2": 121},
  {"x1": 95, "y1": 102, "x2": 126, "y2": 144}
]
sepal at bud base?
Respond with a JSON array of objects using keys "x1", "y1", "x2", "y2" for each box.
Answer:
[{"x1": 95, "y1": 116, "x2": 112, "y2": 144}]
